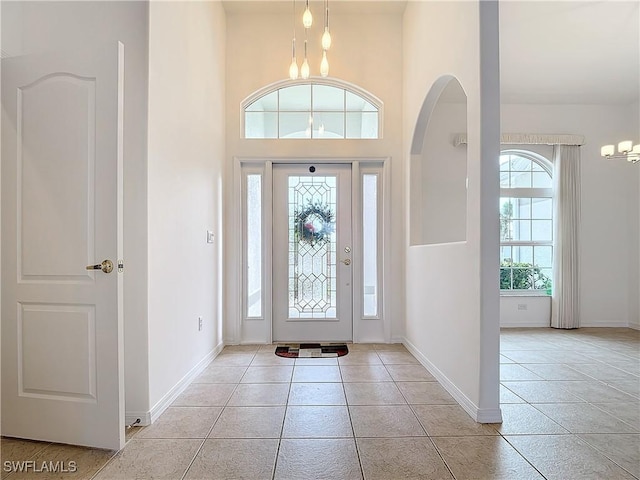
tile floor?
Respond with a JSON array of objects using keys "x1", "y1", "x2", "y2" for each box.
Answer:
[{"x1": 1, "y1": 328, "x2": 638, "y2": 479}]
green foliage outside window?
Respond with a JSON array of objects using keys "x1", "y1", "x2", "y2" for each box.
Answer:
[{"x1": 500, "y1": 262, "x2": 552, "y2": 291}]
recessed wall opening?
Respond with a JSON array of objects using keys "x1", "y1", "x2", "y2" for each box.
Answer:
[{"x1": 410, "y1": 75, "x2": 468, "y2": 246}]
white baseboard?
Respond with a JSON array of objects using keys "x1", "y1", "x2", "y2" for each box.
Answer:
[
  {"x1": 580, "y1": 321, "x2": 632, "y2": 328},
  {"x1": 125, "y1": 341, "x2": 224, "y2": 427},
  {"x1": 629, "y1": 323, "x2": 640, "y2": 331},
  {"x1": 500, "y1": 322, "x2": 549, "y2": 328},
  {"x1": 390, "y1": 336, "x2": 405, "y2": 344},
  {"x1": 403, "y1": 338, "x2": 502, "y2": 424}
]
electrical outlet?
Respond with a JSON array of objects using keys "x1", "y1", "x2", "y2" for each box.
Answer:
[
  {"x1": 517, "y1": 304, "x2": 527, "y2": 311},
  {"x1": 198, "y1": 316, "x2": 203, "y2": 331}
]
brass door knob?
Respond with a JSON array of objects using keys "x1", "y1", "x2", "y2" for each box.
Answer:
[{"x1": 86, "y1": 260, "x2": 114, "y2": 274}]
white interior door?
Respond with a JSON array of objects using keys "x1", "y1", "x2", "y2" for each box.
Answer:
[
  {"x1": 1, "y1": 43, "x2": 125, "y2": 450},
  {"x1": 273, "y1": 164, "x2": 352, "y2": 342}
]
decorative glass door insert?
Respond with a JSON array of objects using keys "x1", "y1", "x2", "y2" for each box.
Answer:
[
  {"x1": 288, "y1": 175, "x2": 337, "y2": 319},
  {"x1": 273, "y1": 164, "x2": 352, "y2": 342}
]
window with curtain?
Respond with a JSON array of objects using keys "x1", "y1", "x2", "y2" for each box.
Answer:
[{"x1": 499, "y1": 151, "x2": 553, "y2": 293}]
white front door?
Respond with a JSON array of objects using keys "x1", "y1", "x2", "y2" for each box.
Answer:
[
  {"x1": 272, "y1": 164, "x2": 353, "y2": 342},
  {"x1": 1, "y1": 43, "x2": 125, "y2": 450}
]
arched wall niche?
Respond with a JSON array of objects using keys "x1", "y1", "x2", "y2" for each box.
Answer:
[{"x1": 410, "y1": 75, "x2": 468, "y2": 246}]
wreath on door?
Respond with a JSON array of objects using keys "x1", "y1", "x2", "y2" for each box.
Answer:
[{"x1": 293, "y1": 201, "x2": 335, "y2": 247}]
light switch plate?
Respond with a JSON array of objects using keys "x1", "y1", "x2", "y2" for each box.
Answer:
[{"x1": 207, "y1": 231, "x2": 214, "y2": 243}]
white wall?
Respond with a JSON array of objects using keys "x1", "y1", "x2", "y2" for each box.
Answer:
[
  {"x1": 403, "y1": 1, "x2": 501, "y2": 422},
  {"x1": 0, "y1": 0, "x2": 151, "y2": 421},
  {"x1": 147, "y1": 0, "x2": 226, "y2": 412},
  {"x1": 223, "y1": 5, "x2": 405, "y2": 344},
  {"x1": 501, "y1": 103, "x2": 640, "y2": 328}
]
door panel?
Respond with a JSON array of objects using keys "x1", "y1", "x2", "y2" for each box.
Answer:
[
  {"x1": 1, "y1": 43, "x2": 124, "y2": 449},
  {"x1": 273, "y1": 164, "x2": 352, "y2": 342}
]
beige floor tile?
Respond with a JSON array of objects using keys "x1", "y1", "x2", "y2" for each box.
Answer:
[
  {"x1": 492, "y1": 404, "x2": 569, "y2": 435},
  {"x1": 553, "y1": 380, "x2": 638, "y2": 403},
  {"x1": 292, "y1": 365, "x2": 342, "y2": 382},
  {"x1": 193, "y1": 365, "x2": 247, "y2": 383},
  {"x1": 500, "y1": 384, "x2": 526, "y2": 404},
  {"x1": 3, "y1": 442, "x2": 115, "y2": 480},
  {"x1": 500, "y1": 354, "x2": 516, "y2": 364},
  {"x1": 607, "y1": 379, "x2": 640, "y2": 398},
  {"x1": 566, "y1": 363, "x2": 640, "y2": 382},
  {"x1": 125, "y1": 425, "x2": 144, "y2": 442},
  {"x1": 433, "y1": 436, "x2": 544, "y2": 480},
  {"x1": 533, "y1": 403, "x2": 639, "y2": 434},
  {"x1": 345, "y1": 343, "x2": 374, "y2": 352},
  {"x1": 357, "y1": 437, "x2": 453, "y2": 480},
  {"x1": 287, "y1": 382, "x2": 346, "y2": 405},
  {"x1": 501, "y1": 381, "x2": 584, "y2": 403},
  {"x1": 593, "y1": 402, "x2": 640, "y2": 429},
  {"x1": 240, "y1": 365, "x2": 294, "y2": 383},
  {"x1": 337, "y1": 351, "x2": 382, "y2": 365},
  {"x1": 209, "y1": 406, "x2": 285, "y2": 438},
  {"x1": 274, "y1": 438, "x2": 362, "y2": 480},
  {"x1": 377, "y1": 351, "x2": 420, "y2": 365},
  {"x1": 1, "y1": 437, "x2": 51, "y2": 477},
  {"x1": 94, "y1": 439, "x2": 201, "y2": 480},
  {"x1": 396, "y1": 382, "x2": 456, "y2": 405},
  {"x1": 344, "y1": 382, "x2": 406, "y2": 405},
  {"x1": 227, "y1": 383, "x2": 290, "y2": 406},
  {"x1": 384, "y1": 364, "x2": 436, "y2": 382},
  {"x1": 222, "y1": 345, "x2": 260, "y2": 353},
  {"x1": 371, "y1": 343, "x2": 408, "y2": 352},
  {"x1": 412, "y1": 405, "x2": 497, "y2": 437},
  {"x1": 500, "y1": 364, "x2": 544, "y2": 381},
  {"x1": 293, "y1": 357, "x2": 339, "y2": 365},
  {"x1": 250, "y1": 352, "x2": 296, "y2": 366},
  {"x1": 210, "y1": 352, "x2": 256, "y2": 366},
  {"x1": 506, "y1": 434, "x2": 637, "y2": 480},
  {"x1": 578, "y1": 434, "x2": 640, "y2": 478},
  {"x1": 172, "y1": 383, "x2": 236, "y2": 407},
  {"x1": 340, "y1": 365, "x2": 393, "y2": 383},
  {"x1": 349, "y1": 405, "x2": 426, "y2": 437},
  {"x1": 185, "y1": 438, "x2": 278, "y2": 480},
  {"x1": 258, "y1": 343, "x2": 277, "y2": 352},
  {"x1": 282, "y1": 405, "x2": 353, "y2": 437},
  {"x1": 138, "y1": 407, "x2": 221, "y2": 439},
  {"x1": 519, "y1": 363, "x2": 593, "y2": 381},
  {"x1": 606, "y1": 360, "x2": 640, "y2": 375}
]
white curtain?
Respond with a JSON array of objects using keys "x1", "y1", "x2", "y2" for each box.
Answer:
[{"x1": 551, "y1": 145, "x2": 581, "y2": 329}]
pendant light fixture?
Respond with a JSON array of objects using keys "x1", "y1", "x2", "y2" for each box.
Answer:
[
  {"x1": 303, "y1": 0, "x2": 313, "y2": 29},
  {"x1": 289, "y1": 0, "x2": 299, "y2": 79},
  {"x1": 301, "y1": 36, "x2": 310, "y2": 79},
  {"x1": 320, "y1": 50, "x2": 329, "y2": 77},
  {"x1": 322, "y1": 0, "x2": 331, "y2": 50}
]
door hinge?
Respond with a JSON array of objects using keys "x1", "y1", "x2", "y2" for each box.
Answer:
[{"x1": 117, "y1": 260, "x2": 124, "y2": 273}]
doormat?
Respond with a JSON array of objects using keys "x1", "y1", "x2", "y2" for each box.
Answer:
[{"x1": 275, "y1": 343, "x2": 349, "y2": 358}]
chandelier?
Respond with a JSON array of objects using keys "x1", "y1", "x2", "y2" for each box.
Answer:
[
  {"x1": 289, "y1": 0, "x2": 332, "y2": 80},
  {"x1": 601, "y1": 141, "x2": 640, "y2": 164}
]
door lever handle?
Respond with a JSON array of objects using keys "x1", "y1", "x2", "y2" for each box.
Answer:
[
  {"x1": 340, "y1": 258, "x2": 351, "y2": 266},
  {"x1": 86, "y1": 260, "x2": 114, "y2": 274}
]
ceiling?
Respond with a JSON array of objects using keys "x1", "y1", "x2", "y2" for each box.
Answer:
[
  {"x1": 223, "y1": 0, "x2": 639, "y2": 105},
  {"x1": 499, "y1": 1, "x2": 639, "y2": 105}
]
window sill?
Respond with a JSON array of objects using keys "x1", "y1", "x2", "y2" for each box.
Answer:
[{"x1": 500, "y1": 291, "x2": 551, "y2": 297}]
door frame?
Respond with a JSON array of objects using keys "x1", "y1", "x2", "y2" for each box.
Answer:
[{"x1": 231, "y1": 156, "x2": 391, "y2": 345}]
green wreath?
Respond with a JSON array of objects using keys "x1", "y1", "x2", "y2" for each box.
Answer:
[{"x1": 293, "y1": 201, "x2": 335, "y2": 246}]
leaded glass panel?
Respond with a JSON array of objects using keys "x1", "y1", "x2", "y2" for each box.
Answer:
[{"x1": 287, "y1": 176, "x2": 338, "y2": 319}]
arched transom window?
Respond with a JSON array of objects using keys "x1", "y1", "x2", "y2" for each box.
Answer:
[{"x1": 243, "y1": 80, "x2": 381, "y2": 139}]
